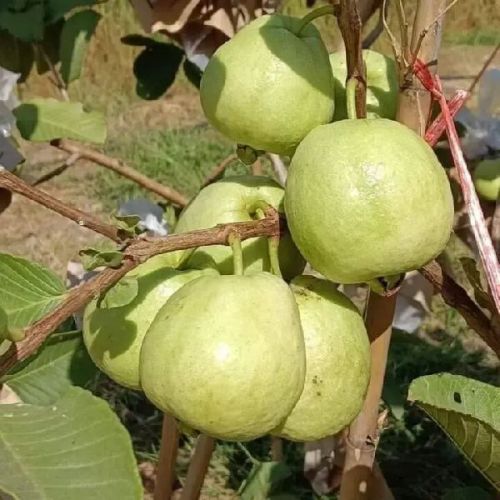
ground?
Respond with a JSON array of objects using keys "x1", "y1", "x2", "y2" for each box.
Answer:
[{"x1": 0, "y1": 5, "x2": 499, "y2": 498}]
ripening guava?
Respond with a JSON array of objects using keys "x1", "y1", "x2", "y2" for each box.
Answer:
[
  {"x1": 140, "y1": 272, "x2": 306, "y2": 441},
  {"x1": 473, "y1": 159, "x2": 500, "y2": 201},
  {"x1": 285, "y1": 119, "x2": 454, "y2": 284},
  {"x1": 83, "y1": 256, "x2": 217, "y2": 390},
  {"x1": 200, "y1": 14, "x2": 334, "y2": 156},
  {"x1": 329, "y1": 49, "x2": 398, "y2": 120},
  {"x1": 174, "y1": 176, "x2": 305, "y2": 279},
  {"x1": 273, "y1": 275, "x2": 370, "y2": 441}
]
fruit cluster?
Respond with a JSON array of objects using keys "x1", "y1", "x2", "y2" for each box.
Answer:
[{"x1": 84, "y1": 12, "x2": 455, "y2": 443}]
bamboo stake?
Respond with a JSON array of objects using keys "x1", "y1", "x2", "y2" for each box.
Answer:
[
  {"x1": 154, "y1": 414, "x2": 180, "y2": 500},
  {"x1": 339, "y1": 1, "x2": 448, "y2": 498},
  {"x1": 180, "y1": 435, "x2": 216, "y2": 500}
]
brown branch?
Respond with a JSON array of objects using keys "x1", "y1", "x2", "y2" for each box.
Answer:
[
  {"x1": 200, "y1": 154, "x2": 237, "y2": 188},
  {"x1": 51, "y1": 139, "x2": 189, "y2": 207},
  {"x1": 154, "y1": 414, "x2": 180, "y2": 500},
  {"x1": 0, "y1": 168, "x2": 124, "y2": 242},
  {"x1": 335, "y1": 0, "x2": 367, "y2": 118},
  {"x1": 467, "y1": 41, "x2": 500, "y2": 97},
  {"x1": 340, "y1": 2, "x2": 447, "y2": 498},
  {"x1": 35, "y1": 43, "x2": 69, "y2": 102},
  {"x1": 362, "y1": 0, "x2": 388, "y2": 49},
  {"x1": 32, "y1": 153, "x2": 80, "y2": 186},
  {"x1": 180, "y1": 435, "x2": 215, "y2": 500},
  {"x1": 420, "y1": 261, "x2": 500, "y2": 354},
  {"x1": 0, "y1": 209, "x2": 281, "y2": 376}
]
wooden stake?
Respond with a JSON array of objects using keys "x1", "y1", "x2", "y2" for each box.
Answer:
[
  {"x1": 154, "y1": 414, "x2": 180, "y2": 500},
  {"x1": 180, "y1": 435, "x2": 215, "y2": 500}
]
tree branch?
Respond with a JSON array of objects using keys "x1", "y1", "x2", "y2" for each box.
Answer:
[
  {"x1": 51, "y1": 139, "x2": 189, "y2": 207},
  {"x1": 0, "y1": 168, "x2": 124, "y2": 242},
  {"x1": 0, "y1": 208, "x2": 281, "y2": 376},
  {"x1": 200, "y1": 154, "x2": 237, "y2": 188},
  {"x1": 335, "y1": 0, "x2": 367, "y2": 118},
  {"x1": 340, "y1": 2, "x2": 447, "y2": 498},
  {"x1": 420, "y1": 261, "x2": 500, "y2": 354}
]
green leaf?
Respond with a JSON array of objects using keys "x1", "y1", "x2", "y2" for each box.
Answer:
[
  {"x1": 408, "y1": 373, "x2": 500, "y2": 489},
  {"x1": 183, "y1": 59, "x2": 202, "y2": 89},
  {"x1": 121, "y1": 34, "x2": 153, "y2": 47},
  {"x1": 59, "y1": 9, "x2": 101, "y2": 85},
  {"x1": 44, "y1": 0, "x2": 98, "y2": 24},
  {"x1": 79, "y1": 247, "x2": 123, "y2": 271},
  {"x1": 133, "y1": 42, "x2": 184, "y2": 100},
  {"x1": 0, "y1": 2, "x2": 44, "y2": 42},
  {"x1": 442, "y1": 486, "x2": 492, "y2": 500},
  {"x1": 34, "y1": 19, "x2": 65, "y2": 75},
  {"x1": 99, "y1": 277, "x2": 139, "y2": 309},
  {"x1": 0, "y1": 253, "x2": 66, "y2": 329},
  {"x1": 239, "y1": 462, "x2": 291, "y2": 500},
  {"x1": 2, "y1": 331, "x2": 96, "y2": 404},
  {"x1": 14, "y1": 98, "x2": 107, "y2": 143},
  {"x1": 0, "y1": 32, "x2": 34, "y2": 82},
  {"x1": 382, "y1": 370, "x2": 405, "y2": 420},
  {"x1": 0, "y1": 387, "x2": 142, "y2": 499},
  {"x1": 111, "y1": 213, "x2": 142, "y2": 237},
  {"x1": 459, "y1": 257, "x2": 494, "y2": 313}
]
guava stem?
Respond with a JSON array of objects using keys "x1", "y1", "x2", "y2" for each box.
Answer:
[
  {"x1": 346, "y1": 78, "x2": 358, "y2": 120},
  {"x1": 255, "y1": 206, "x2": 282, "y2": 278},
  {"x1": 229, "y1": 233, "x2": 244, "y2": 276},
  {"x1": 296, "y1": 5, "x2": 335, "y2": 35}
]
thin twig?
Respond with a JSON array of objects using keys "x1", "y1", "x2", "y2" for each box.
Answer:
[
  {"x1": 32, "y1": 153, "x2": 80, "y2": 186},
  {"x1": 180, "y1": 435, "x2": 215, "y2": 500},
  {"x1": 35, "y1": 44, "x2": 69, "y2": 101},
  {"x1": 268, "y1": 154, "x2": 288, "y2": 186},
  {"x1": 0, "y1": 168, "x2": 124, "y2": 242},
  {"x1": 382, "y1": 0, "x2": 402, "y2": 66},
  {"x1": 0, "y1": 208, "x2": 281, "y2": 376},
  {"x1": 467, "y1": 41, "x2": 500, "y2": 97},
  {"x1": 410, "y1": 0, "x2": 459, "y2": 68},
  {"x1": 154, "y1": 414, "x2": 180, "y2": 500},
  {"x1": 200, "y1": 154, "x2": 237, "y2": 188},
  {"x1": 420, "y1": 261, "x2": 500, "y2": 354},
  {"x1": 362, "y1": 0, "x2": 388, "y2": 49},
  {"x1": 395, "y1": 0, "x2": 410, "y2": 64},
  {"x1": 52, "y1": 139, "x2": 189, "y2": 207},
  {"x1": 335, "y1": 0, "x2": 367, "y2": 118}
]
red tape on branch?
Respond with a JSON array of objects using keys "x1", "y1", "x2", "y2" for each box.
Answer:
[{"x1": 414, "y1": 58, "x2": 500, "y2": 313}]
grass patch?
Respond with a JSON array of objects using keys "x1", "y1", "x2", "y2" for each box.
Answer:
[{"x1": 444, "y1": 29, "x2": 500, "y2": 46}]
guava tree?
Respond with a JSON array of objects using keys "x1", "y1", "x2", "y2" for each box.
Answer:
[{"x1": 0, "y1": 0, "x2": 499, "y2": 499}]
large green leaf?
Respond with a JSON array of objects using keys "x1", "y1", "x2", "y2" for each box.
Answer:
[
  {"x1": 59, "y1": 9, "x2": 101, "y2": 85},
  {"x1": 0, "y1": 253, "x2": 66, "y2": 329},
  {"x1": 2, "y1": 331, "x2": 97, "y2": 404},
  {"x1": 408, "y1": 373, "x2": 500, "y2": 489},
  {"x1": 0, "y1": 387, "x2": 142, "y2": 499},
  {"x1": 44, "y1": 0, "x2": 98, "y2": 24},
  {"x1": 133, "y1": 41, "x2": 184, "y2": 100},
  {"x1": 0, "y1": 32, "x2": 34, "y2": 82},
  {"x1": 0, "y1": 2, "x2": 44, "y2": 42},
  {"x1": 14, "y1": 98, "x2": 107, "y2": 143},
  {"x1": 239, "y1": 461, "x2": 291, "y2": 500}
]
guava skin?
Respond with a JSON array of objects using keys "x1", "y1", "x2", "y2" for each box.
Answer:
[
  {"x1": 140, "y1": 272, "x2": 306, "y2": 441},
  {"x1": 83, "y1": 257, "x2": 217, "y2": 390},
  {"x1": 200, "y1": 14, "x2": 335, "y2": 157},
  {"x1": 329, "y1": 49, "x2": 398, "y2": 120},
  {"x1": 473, "y1": 159, "x2": 500, "y2": 201},
  {"x1": 285, "y1": 119, "x2": 454, "y2": 284},
  {"x1": 274, "y1": 275, "x2": 370, "y2": 441},
  {"x1": 175, "y1": 176, "x2": 305, "y2": 279}
]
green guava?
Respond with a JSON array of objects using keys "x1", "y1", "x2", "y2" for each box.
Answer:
[
  {"x1": 473, "y1": 159, "x2": 500, "y2": 201},
  {"x1": 285, "y1": 119, "x2": 454, "y2": 284},
  {"x1": 329, "y1": 49, "x2": 398, "y2": 120},
  {"x1": 83, "y1": 256, "x2": 217, "y2": 390},
  {"x1": 174, "y1": 176, "x2": 305, "y2": 279},
  {"x1": 200, "y1": 14, "x2": 334, "y2": 157},
  {"x1": 274, "y1": 275, "x2": 370, "y2": 441},
  {"x1": 140, "y1": 272, "x2": 306, "y2": 441}
]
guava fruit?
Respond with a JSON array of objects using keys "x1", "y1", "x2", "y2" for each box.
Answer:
[
  {"x1": 140, "y1": 272, "x2": 306, "y2": 441},
  {"x1": 83, "y1": 256, "x2": 217, "y2": 390},
  {"x1": 175, "y1": 176, "x2": 305, "y2": 279},
  {"x1": 329, "y1": 50, "x2": 398, "y2": 120},
  {"x1": 200, "y1": 14, "x2": 334, "y2": 157},
  {"x1": 473, "y1": 159, "x2": 500, "y2": 201},
  {"x1": 274, "y1": 275, "x2": 370, "y2": 441},
  {"x1": 285, "y1": 119, "x2": 454, "y2": 284}
]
